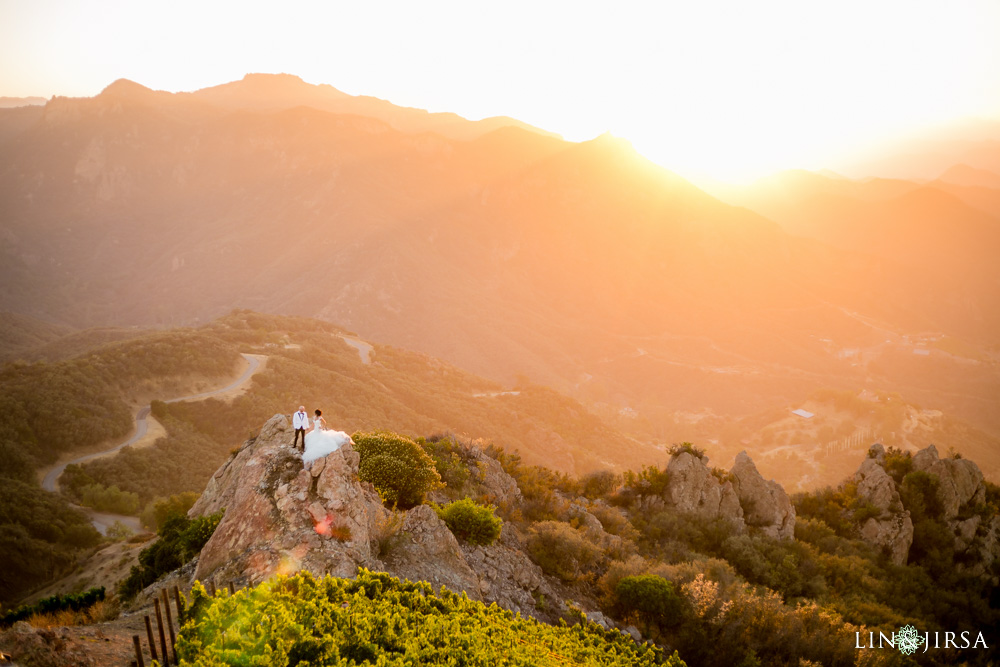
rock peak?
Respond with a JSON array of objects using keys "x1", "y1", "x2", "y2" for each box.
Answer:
[{"x1": 99, "y1": 78, "x2": 157, "y2": 99}]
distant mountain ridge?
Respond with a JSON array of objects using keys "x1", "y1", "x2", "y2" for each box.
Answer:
[
  {"x1": 0, "y1": 75, "x2": 997, "y2": 426},
  {"x1": 0, "y1": 96, "x2": 47, "y2": 108},
  {"x1": 938, "y1": 162, "x2": 1000, "y2": 189}
]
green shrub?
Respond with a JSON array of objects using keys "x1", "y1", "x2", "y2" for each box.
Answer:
[
  {"x1": 525, "y1": 520, "x2": 601, "y2": 582},
  {"x1": 614, "y1": 574, "x2": 685, "y2": 628},
  {"x1": 580, "y1": 470, "x2": 621, "y2": 499},
  {"x1": 140, "y1": 492, "x2": 200, "y2": 531},
  {"x1": 667, "y1": 442, "x2": 706, "y2": 461},
  {"x1": 852, "y1": 502, "x2": 881, "y2": 524},
  {"x1": 434, "y1": 498, "x2": 502, "y2": 546},
  {"x1": 118, "y1": 510, "x2": 223, "y2": 602},
  {"x1": 899, "y1": 471, "x2": 943, "y2": 520},
  {"x1": 1, "y1": 587, "x2": 106, "y2": 627},
  {"x1": 353, "y1": 431, "x2": 441, "y2": 508},
  {"x1": 420, "y1": 435, "x2": 473, "y2": 498},
  {"x1": 882, "y1": 446, "x2": 913, "y2": 485},
  {"x1": 616, "y1": 464, "x2": 670, "y2": 505},
  {"x1": 106, "y1": 521, "x2": 134, "y2": 542},
  {"x1": 79, "y1": 483, "x2": 140, "y2": 515}
]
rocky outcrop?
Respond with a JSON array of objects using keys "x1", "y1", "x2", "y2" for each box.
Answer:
[
  {"x1": 185, "y1": 414, "x2": 558, "y2": 620},
  {"x1": 382, "y1": 504, "x2": 480, "y2": 596},
  {"x1": 190, "y1": 414, "x2": 388, "y2": 586},
  {"x1": 911, "y1": 444, "x2": 985, "y2": 518},
  {"x1": 461, "y1": 526, "x2": 564, "y2": 621},
  {"x1": 730, "y1": 452, "x2": 796, "y2": 541},
  {"x1": 568, "y1": 502, "x2": 622, "y2": 552},
  {"x1": 474, "y1": 451, "x2": 523, "y2": 508},
  {"x1": 850, "y1": 443, "x2": 1000, "y2": 573},
  {"x1": 663, "y1": 450, "x2": 796, "y2": 540},
  {"x1": 665, "y1": 452, "x2": 745, "y2": 532},
  {"x1": 910, "y1": 444, "x2": 998, "y2": 577},
  {"x1": 853, "y1": 448, "x2": 913, "y2": 565}
]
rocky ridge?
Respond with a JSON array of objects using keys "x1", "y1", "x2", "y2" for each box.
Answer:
[
  {"x1": 852, "y1": 443, "x2": 1000, "y2": 573},
  {"x1": 183, "y1": 419, "x2": 804, "y2": 624},
  {"x1": 852, "y1": 446, "x2": 914, "y2": 565},
  {"x1": 187, "y1": 414, "x2": 564, "y2": 621},
  {"x1": 664, "y1": 449, "x2": 795, "y2": 540},
  {"x1": 910, "y1": 444, "x2": 1000, "y2": 576}
]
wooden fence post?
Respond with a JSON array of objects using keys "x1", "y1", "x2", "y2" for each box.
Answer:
[
  {"x1": 154, "y1": 597, "x2": 170, "y2": 666},
  {"x1": 144, "y1": 615, "x2": 158, "y2": 664},
  {"x1": 132, "y1": 635, "x2": 145, "y2": 667},
  {"x1": 162, "y1": 589, "x2": 177, "y2": 663}
]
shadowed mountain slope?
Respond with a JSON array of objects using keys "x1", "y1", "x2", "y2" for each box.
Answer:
[{"x1": 1, "y1": 79, "x2": 997, "y2": 421}]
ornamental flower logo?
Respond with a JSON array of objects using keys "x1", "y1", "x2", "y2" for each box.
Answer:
[{"x1": 897, "y1": 625, "x2": 925, "y2": 655}]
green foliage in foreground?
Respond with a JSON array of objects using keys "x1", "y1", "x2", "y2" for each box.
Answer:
[
  {"x1": 0, "y1": 587, "x2": 105, "y2": 628},
  {"x1": 178, "y1": 570, "x2": 684, "y2": 666},
  {"x1": 433, "y1": 497, "x2": 503, "y2": 546},
  {"x1": 119, "y1": 510, "x2": 222, "y2": 602}
]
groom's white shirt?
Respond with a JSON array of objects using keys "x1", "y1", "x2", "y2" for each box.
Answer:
[{"x1": 292, "y1": 411, "x2": 309, "y2": 429}]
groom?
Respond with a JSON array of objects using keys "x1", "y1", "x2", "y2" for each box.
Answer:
[{"x1": 292, "y1": 405, "x2": 309, "y2": 451}]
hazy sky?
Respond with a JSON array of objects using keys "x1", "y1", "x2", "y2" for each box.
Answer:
[{"x1": 2, "y1": 0, "x2": 999, "y2": 180}]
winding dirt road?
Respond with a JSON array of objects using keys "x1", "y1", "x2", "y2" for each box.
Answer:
[{"x1": 40, "y1": 353, "x2": 263, "y2": 532}]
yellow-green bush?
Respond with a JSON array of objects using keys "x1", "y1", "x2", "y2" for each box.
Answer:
[
  {"x1": 526, "y1": 520, "x2": 602, "y2": 582},
  {"x1": 433, "y1": 497, "x2": 502, "y2": 546},
  {"x1": 177, "y1": 570, "x2": 685, "y2": 666},
  {"x1": 353, "y1": 431, "x2": 441, "y2": 508}
]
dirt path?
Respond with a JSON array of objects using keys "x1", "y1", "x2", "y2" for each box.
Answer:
[
  {"x1": 338, "y1": 335, "x2": 374, "y2": 365},
  {"x1": 38, "y1": 353, "x2": 265, "y2": 533}
]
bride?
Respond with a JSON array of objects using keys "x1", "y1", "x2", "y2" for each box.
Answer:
[{"x1": 302, "y1": 409, "x2": 350, "y2": 467}]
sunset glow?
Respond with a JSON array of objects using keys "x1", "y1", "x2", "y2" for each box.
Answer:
[{"x1": 2, "y1": 1, "x2": 999, "y2": 181}]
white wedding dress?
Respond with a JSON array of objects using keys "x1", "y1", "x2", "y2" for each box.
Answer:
[{"x1": 302, "y1": 419, "x2": 350, "y2": 466}]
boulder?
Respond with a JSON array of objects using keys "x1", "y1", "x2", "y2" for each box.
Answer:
[
  {"x1": 910, "y1": 444, "x2": 998, "y2": 576},
  {"x1": 460, "y1": 525, "x2": 564, "y2": 622},
  {"x1": 665, "y1": 452, "x2": 745, "y2": 532},
  {"x1": 730, "y1": 452, "x2": 795, "y2": 540},
  {"x1": 383, "y1": 504, "x2": 480, "y2": 598},
  {"x1": 568, "y1": 503, "x2": 622, "y2": 551},
  {"x1": 854, "y1": 457, "x2": 913, "y2": 565},
  {"x1": 472, "y1": 449, "x2": 523, "y2": 508},
  {"x1": 912, "y1": 445, "x2": 985, "y2": 520}
]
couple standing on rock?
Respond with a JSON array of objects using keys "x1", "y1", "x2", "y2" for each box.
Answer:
[{"x1": 292, "y1": 405, "x2": 351, "y2": 468}]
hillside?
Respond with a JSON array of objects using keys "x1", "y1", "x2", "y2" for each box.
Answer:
[
  {"x1": 8, "y1": 415, "x2": 997, "y2": 665},
  {"x1": 0, "y1": 310, "x2": 659, "y2": 606},
  {"x1": 1, "y1": 75, "x2": 996, "y2": 435},
  {"x1": 0, "y1": 312, "x2": 72, "y2": 360}
]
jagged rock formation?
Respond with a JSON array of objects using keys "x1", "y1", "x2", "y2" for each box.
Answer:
[
  {"x1": 910, "y1": 444, "x2": 1000, "y2": 576},
  {"x1": 853, "y1": 445, "x2": 913, "y2": 565},
  {"x1": 664, "y1": 450, "x2": 796, "y2": 540},
  {"x1": 850, "y1": 443, "x2": 1000, "y2": 574},
  {"x1": 665, "y1": 452, "x2": 745, "y2": 532},
  {"x1": 730, "y1": 452, "x2": 796, "y2": 541},
  {"x1": 912, "y1": 444, "x2": 985, "y2": 517},
  {"x1": 188, "y1": 414, "x2": 562, "y2": 620},
  {"x1": 190, "y1": 415, "x2": 388, "y2": 584}
]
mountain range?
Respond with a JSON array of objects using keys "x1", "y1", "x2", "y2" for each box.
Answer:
[{"x1": 1, "y1": 73, "x2": 997, "y2": 439}]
